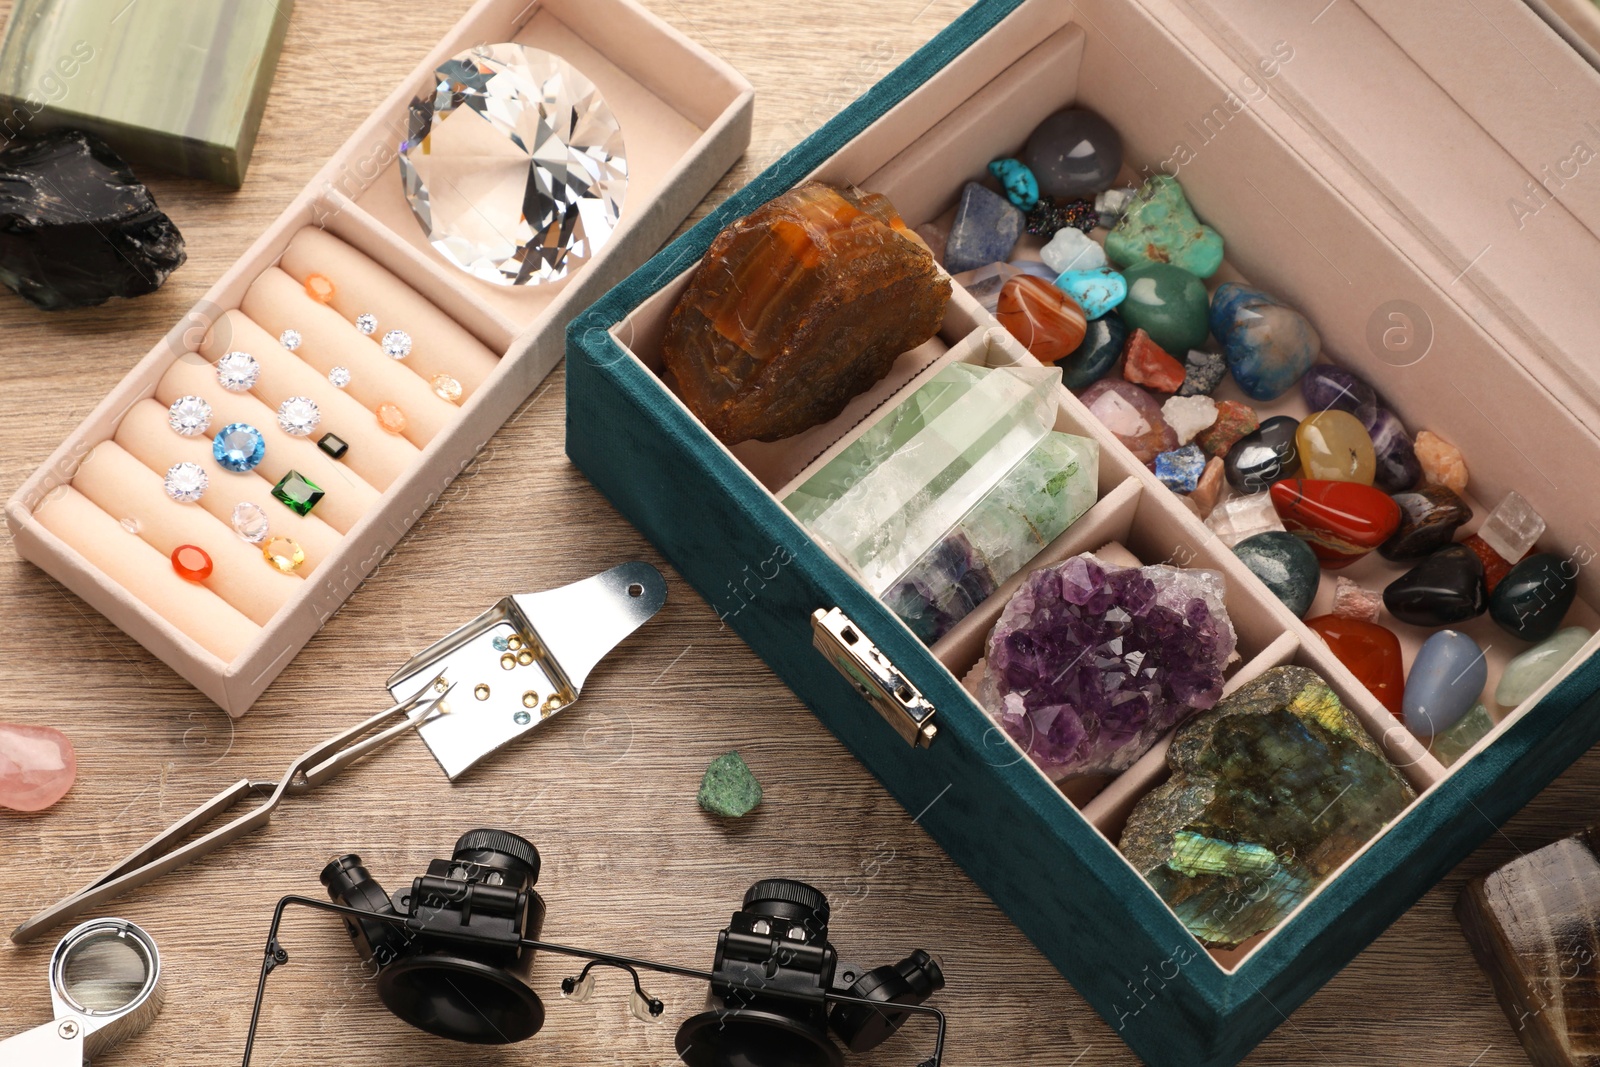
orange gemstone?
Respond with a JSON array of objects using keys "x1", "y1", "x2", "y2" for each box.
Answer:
[
  {"x1": 1305, "y1": 615, "x2": 1406, "y2": 716},
  {"x1": 171, "y1": 544, "x2": 213, "y2": 582},
  {"x1": 1121, "y1": 328, "x2": 1186, "y2": 393},
  {"x1": 376, "y1": 402, "x2": 407, "y2": 435},
  {"x1": 305, "y1": 273, "x2": 336, "y2": 304},
  {"x1": 995, "y1": 275, "x2": 1087, "y2": 363}
]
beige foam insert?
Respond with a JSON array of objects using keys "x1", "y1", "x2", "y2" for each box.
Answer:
[
  {"x1": 242, "y1": 267, "x2": 459, "y2": 447},
  {"x1": 199, "y1": 310, "x2": 421, "y2": 491},
  {"x1": 73, "y1": 444, "x2": 301, "y2": 626},
  {"x1": 114, "y1": 399, "x2": 343, "y2": 574},
  {"x1": 154, "y1": 357, "x2": 379, "y2": 533},
  {"x1": 278, "y1": 227, "x2": 500, "y2": 397},
  {"x1": 33, "y1": 487, "x2": 260, "y2": 662}
]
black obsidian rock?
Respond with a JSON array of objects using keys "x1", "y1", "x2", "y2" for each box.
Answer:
[
  {"x1": 0, "y1": 129, "x2": 185, "y2": 310},
  {"x1": 1383, "y1": 543, "x2": 1488, "y2": 627}
]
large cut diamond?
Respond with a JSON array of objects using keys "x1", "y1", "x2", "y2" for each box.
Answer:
[{"x1": 400, "y1": 44, "x2": 628, "y2": 286}]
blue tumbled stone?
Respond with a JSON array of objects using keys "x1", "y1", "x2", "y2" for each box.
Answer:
[
  {"x1": 1209, "y1": 282, "x2": 1321, "y2": 402},
  {"x1": 1404, "y1": 629, "x2": 1488, "y2": 738},
  {"x1": 1054, "y1": 267, "x2": 1127, "y2": 319},
  {"x1": 987, "y1": 158, "x2": 1040, "y2": 210},
  {"x1": 213, "y1": 422, "x2": 265, "y2": 473},
  {"x1": 945, "y1": 182, "x2": 1025, "y2": 274},
  {"x1": 1154, "y1": 443, "x2": 1207, "y2": 492}
]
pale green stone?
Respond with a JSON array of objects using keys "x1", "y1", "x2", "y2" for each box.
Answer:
[
  {"x1": 1429, "y1": 704, "x2": 1495, "y2": 767},
  {"x1": 0, "y1": 0, "x2": 292, "y2": 187},
  {"x1": 1495, "y1": 626, "x2": 1593, "y2": 709},
  {"x1": 784, "y1": 364, "x2": 1062, "y2": 594}
]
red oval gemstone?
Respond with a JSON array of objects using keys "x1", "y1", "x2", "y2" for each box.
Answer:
[
  {"x1": 1305, "y1": 615, "x2": 1405, "y2": 716},
  {"x1": 1269, "y1": 478, "x2": 1402, "y2": 569},
  {"x1": 171, "y1": 544, "x2": 213, "y2": 582}
]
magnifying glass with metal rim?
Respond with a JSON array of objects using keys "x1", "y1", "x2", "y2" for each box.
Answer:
[{"x1": 0, "y1": 917, "x2": 164, "y2": 1065}]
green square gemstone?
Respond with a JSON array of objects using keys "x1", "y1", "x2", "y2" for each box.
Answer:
[{"x1": 272, "y1": 470, "x2": 324, "y2": 516}]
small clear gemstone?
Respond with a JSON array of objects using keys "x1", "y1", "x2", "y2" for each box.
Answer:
[
  {"x1": 381, "y1": 329, "x2": 412, "y2": 359},
  {"x1": 431, "y1": 374, "x2": 463, "y2": 403},
  {"x1": 164, "y1": 462, "x2": 208, "y2": 503},
  {"x1": 1479, "y1": 490, "x2": 1546, "y2": 563},
  {"x1": 279, "y1": 329, "x2": 302, "y2": 351},
  {"x1": 328, "y1": 366, "x2": 351, "y2": 389},
  {"x1": 119, "y1": 517, "x2": 141, "y2": 535},
  {"x1": 232, "y1": 502, "x2": 270, "y2": 543},
  {"x1": 355, "y1": 313, "x2": 377, "y2": 335},
  {"x1": 168, "y1": 395, "x2": 212, "y2": 436},
  {"x1": 400, "y1": 43, "x2": 628, "y2": 286},
  {"x1": 277, "y1": 396, "x2": 321, "y2": 437},
  {"x1": 216, "y1": 351, "x2": 260, "y2": 392},
  {"x1": 213, "y1": 422, "x2": 266, "y2": 472}
]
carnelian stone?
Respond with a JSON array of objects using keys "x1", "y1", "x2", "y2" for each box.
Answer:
[
  {"x1": 305, "y1": 273, "x2": 336, "y2": 304},
  {"x1": 1122, "y1": 328, "x2": 1185, "y2": 393},
  {"x1": 1269, "y1": 478, "x2": 1402, "y2": 569},
  {"x1": 995, "y1": 275, "x2": 1087, "y2": 363},
  {"x1": 1306, "y1": 615, "x2": 1406, "y2": 716},
  {"x1": 171, "y1": 544, "x2": 213, "y2": 582}
]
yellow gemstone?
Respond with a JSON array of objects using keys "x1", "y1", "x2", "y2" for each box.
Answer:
[
  {"x1": 1296, "y1": 410, "x2": 1376, "y2": 484},
  {"x1": 376, "y1": 402, "x2": 407, "y2": 435},
  {"x1": 431, "y1": 374, "x2": 463, "y2": 404},
  {"x1": 262, "y1": 536, "x2": 305, "y2": 573}
]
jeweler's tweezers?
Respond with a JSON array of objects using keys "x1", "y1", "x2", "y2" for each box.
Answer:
[{"x1": 10, "y1": 676, "x2": 453, "y2": 945}]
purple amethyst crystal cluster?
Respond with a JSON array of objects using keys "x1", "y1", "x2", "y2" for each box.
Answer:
[{"x1": 979, "y1": 553, "x2": 1237, "y2": 780}]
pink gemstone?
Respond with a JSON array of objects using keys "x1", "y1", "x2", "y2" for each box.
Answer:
[{"x1": 0, "y1": 723, "x2": 76, "y2": 812}]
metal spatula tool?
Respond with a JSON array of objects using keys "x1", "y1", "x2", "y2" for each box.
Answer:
[{"x1": 11, "y1": 562, "x2": 667, "y2": 945}]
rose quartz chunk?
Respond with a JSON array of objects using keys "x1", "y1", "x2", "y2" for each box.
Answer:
[{"x1": 0, "y1": 723, "x2": 76, "y2": 811}]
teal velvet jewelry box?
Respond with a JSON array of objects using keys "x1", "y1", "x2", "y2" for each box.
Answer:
[{"x1": 566, "y1": 0, "x2": 1600, "y2": 1062}]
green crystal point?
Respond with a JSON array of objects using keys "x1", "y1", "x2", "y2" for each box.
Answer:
[
  {"x1": 698, "y1": 750, "x2": 763, "y2": 818},
  {"x1": 1121, "y1": 665, "x2": 1415, "y2": 948}
]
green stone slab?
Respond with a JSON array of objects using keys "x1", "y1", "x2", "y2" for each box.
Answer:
[{"x1": 0, "y1": 0, "x2": 292, "y2": 187}]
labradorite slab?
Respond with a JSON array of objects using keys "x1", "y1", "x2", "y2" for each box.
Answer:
[
  {"x1": 0, "y1": 0, "x2": 292, "y2": 187},
  {"x1": 1121, "y1": 665, "x2": 1415, "y2": 948}
]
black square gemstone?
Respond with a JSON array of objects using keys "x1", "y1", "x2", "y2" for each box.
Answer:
[{"x1": 317, "y1": 433, "x2": 349, "y2": 460}]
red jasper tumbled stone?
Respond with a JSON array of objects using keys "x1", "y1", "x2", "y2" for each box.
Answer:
[
  {"x1": 1269, "y1": 478, "x2": 1402, "y2": 570},
  {"x1": 1121, "y1": 328, "x2": 1186, "y2": 394}
]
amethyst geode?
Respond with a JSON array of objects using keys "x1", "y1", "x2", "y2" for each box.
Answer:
[{"x1": 979, "y1": 553, "x2": 1237, "y2": 780}]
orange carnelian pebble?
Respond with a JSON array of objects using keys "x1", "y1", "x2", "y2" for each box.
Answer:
[
  {"x1": 1121, "y1": 328, "x2": 1185, "y2": 393},
  {"x1": 305, "y1": 273, "x2": 336, "y2": 304},
  {"x1": 995, "y1": 275, "x2": 1087, "y2": 364},
  {"x1": 171, "y1": 544, "x2": 213, "y2": 582},
  {"x1": 1305, "y1": 615, "x2": 1406, "y2": 716}
]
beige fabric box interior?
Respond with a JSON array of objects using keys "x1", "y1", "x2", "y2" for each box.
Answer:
[{"x1": 3, "y1": 0, "x2": 752, "y2": 716}]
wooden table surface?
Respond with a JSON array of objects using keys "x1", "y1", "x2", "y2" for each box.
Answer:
[{"x1": 0, "y1": 1, "x2": 1588, "y2": 1064}]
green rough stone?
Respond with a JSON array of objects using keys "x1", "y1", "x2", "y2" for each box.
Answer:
[
  {"x1": 1233, "y1": 531, "x2": 1320, "y2": 618},
  {"x1": 271, "y1": 470, "x2": 324, "y2": 516},
  {"x1": 698, "y1": 750, "x2": 763, "y2": 818},
  {"x1": 1106, "y1": 175, "x2": 1224, "y2": 278},
  {"x1": 1428, "y1": 703, "x2": 1494, "y2": 766},
  {"x1": 1121, "y1": 665, "x2": 1415, "y2": 947},
  {"x1": 1118, "y1": 261, "x2": 1211, "y2": 354},
  {"x1": 1495, "y1": 626, "x2": 1592, "y2": 709}
]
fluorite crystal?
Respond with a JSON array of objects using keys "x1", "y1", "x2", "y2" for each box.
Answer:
[
  {"x1": 1020, "y1": 108, "x2": 1123, "y2": 199},
  {"x1": 0, "y1": 130, "x2": 185, "y2": 310},
  {"x1": 1210, "y1": 283, "x2": 1320, "y2": 402},
  {"x1": 882, "y1": 430, "x2": 1098, "y2": 643},
  {"x1": 979, "y1": 553, "x2": 1237, "y2": 781},
  {"x1": 698, "y1": 750, "x2": 763, "y2": 818},
  {"x1": 785, "y1": 364, "x2": 1087, "y2": 599},
  {"x1": 661, "y1": 182, "x2": 949, "y2": 444},
  {"x1": 401, "y1": 44, "x2": 627, "y2": 286},
  {"x1": 1105, "y1": 176, "x2": 1223, "y2": 278},
  {"x1": 1118, "y1": 261, "x2": 1211, "y2": 353},
  {"x1": 1121, "y1": 665, "x2": 1415, "y2": 947},
  {"x1": 1404, "y1": 629, "x2": 1488, "y2": 737},
  {"x1": 0, "y1": 723, "x2": 76, "y2": 812}
]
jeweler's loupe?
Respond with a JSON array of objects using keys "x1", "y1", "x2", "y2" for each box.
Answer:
[{"x1": 0, "y1": 918, "x2": 164, "y2": 1065}]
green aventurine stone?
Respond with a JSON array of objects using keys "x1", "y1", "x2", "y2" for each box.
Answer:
[
  {"x1": 1120, "y1": 665, "x2": 1415, "y2": 948},
  {"x1": 1105, "y1": 175, "x2": 1225, "y2": 278},
  {"x1": 698, "y1": 751, "x2": 763, "y2": 818},
  {"x1": 1117, "y1": 261, "x2": 1211, "y2": 353},
  {"x1": 1428, "y1": 703, "x2": 1494, "y2": 766},
  {"x1": 0, "y1": 0, "x2": 292, "y2": 187}
]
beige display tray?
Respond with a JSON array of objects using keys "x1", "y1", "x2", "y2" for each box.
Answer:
[{"x1": 3, "y1": 0, "x2": 753, "y2": 715}]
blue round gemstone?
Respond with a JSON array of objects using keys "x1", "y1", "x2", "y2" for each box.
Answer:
[{"x1": 213, "y1": 422, "x2": 266, "y2": 473}]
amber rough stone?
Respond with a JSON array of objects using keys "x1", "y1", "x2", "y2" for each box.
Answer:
[
  {"x1": 1458, "y1": 828, "x2": 1600, "y2": 1066},
  {"x1": 660, "y1": 182, "x2": 950, "y2": 444}
]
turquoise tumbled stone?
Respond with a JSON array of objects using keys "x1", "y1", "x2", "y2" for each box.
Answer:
[
  {"x1": 1495, "y1": 626, "x2": 1592, "y2": 708},
  {"x1": 1404, "y1": 629, "x2": 1488, "y2": 738},
  {"x1": 987, "y1": 158, "x2": 1039, "y2": 210},
  {"x1": 1121, "y1": 665, "x2": 1415, "y2": 947},
  {"x1": 1105, "y1": 175, "x2": 1225, "y2": 278},
  {"x1": 1233, "y1": 531, "x2": 1320, "y2": 617},
  {"x1": 1209, "y1": 282, "x2": 1321, "y2": 402},
  {"x1": 1053, "y1": 267, "x2": 1126, "y2": 319},
  {"x1": 1118, "y1": 261, "x2": 1210, "y2": 353},
  {"x1": 1060, "y1": 310, "x2": 1126, "y2": 390}
]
